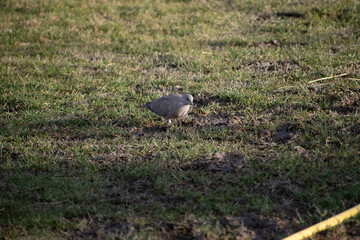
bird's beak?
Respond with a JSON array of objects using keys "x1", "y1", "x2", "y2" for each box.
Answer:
[{"x1": 190, "y1": 102, "x2": 194, "y2": 106}]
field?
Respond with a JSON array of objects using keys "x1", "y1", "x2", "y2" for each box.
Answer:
[{"x1": 1, "y1": 0, "x2": 360, "y2": 239}]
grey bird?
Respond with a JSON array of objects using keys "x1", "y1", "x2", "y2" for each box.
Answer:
[{"x1": 140, "y1": 94, "x2": 194, "y2": 124}]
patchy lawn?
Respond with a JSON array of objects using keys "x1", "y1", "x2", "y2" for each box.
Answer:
[{"x1": 1, "y1": 0, "x2": 359, "y2": 239}]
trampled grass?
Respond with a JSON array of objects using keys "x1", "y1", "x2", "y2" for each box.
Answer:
[{"x1": 1, "y1": 0, "x2": 359, "y2": 239}]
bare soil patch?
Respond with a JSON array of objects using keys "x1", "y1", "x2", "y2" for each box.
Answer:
[
  {"x1": 194, "y1": 114, "x2": 229, "y2": 127},
  {"x1": 308, "y1": 86, "x2": 360, "y2": 114},
  {"x1": 273, "y1": 123, "x2": 297, "y2": 144},
  {"x1": 220, "y1": 213, "x2": 289, "y2": 240},
  {"x1": 160, "y1": 220, "x2": 203, "y2": 240},
  {"x1": 332, "y1": 89, "x2": 360, "y2": 114}
]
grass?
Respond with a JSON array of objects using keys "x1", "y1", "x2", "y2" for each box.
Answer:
[{"x1": 1, "y1": 0, "x2": 360, "y2": 239}]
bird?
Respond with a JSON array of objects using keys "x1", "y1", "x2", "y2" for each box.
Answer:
[{"x1": 139, "y1": 94, "x2": 194, "y2": 124}]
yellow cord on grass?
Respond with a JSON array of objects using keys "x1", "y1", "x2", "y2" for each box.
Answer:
[{"x1": 283, "y1": 204, "x2": 360, "y2": 240}]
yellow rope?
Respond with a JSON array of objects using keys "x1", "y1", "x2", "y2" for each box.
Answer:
[{"x1": 283, "y1": 204, "x2": 360, "y2": 240}]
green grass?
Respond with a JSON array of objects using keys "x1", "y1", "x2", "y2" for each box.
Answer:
[{"x1": 1, "y1": 0, "x2": 360, "y2": 239}]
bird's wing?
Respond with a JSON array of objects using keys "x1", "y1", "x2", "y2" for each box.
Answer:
[{"x1": 149, "y1": 95, "x2": 182, "y2": 119}]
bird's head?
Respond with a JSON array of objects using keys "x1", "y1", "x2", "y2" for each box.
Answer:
[{"x1": 182, "y1": 94, "x2": 194, "y2": 106}]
